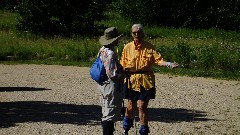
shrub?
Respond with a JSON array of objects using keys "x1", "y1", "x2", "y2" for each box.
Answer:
[
  {"x1": 113, "y1": 0, "x2": 240, "y2": 31},
  {"x1": 16, "y1": 0, "x2": 107, "y2": 37}
]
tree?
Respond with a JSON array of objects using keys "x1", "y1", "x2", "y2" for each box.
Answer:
[
  {"x1": 113, "y1": 0, "x2": 240, "y2": 31},
  {"x1": 16, "y1": 0, "x2": 107, "y2": 36}
]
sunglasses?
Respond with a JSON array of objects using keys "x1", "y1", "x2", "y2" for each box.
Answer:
[{"x1": 132, "y1": 31, "x2": 142, "y2": 35}]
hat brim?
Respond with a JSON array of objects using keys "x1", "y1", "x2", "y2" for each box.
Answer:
[{"x1": 99, "y1": 34, "x2": 123, "y2": 45}]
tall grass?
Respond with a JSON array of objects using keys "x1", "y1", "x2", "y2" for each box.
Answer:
[
  {"x1": 0, "y1": 32, "x2": 100, "y2": 62},
  {"x1": 0, "y1": 10, "x2": 239, "y2": 80}
]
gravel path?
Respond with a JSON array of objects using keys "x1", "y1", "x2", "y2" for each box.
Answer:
[{"x1": 0, "y1": 64, "x2": 239, "y2": 135}]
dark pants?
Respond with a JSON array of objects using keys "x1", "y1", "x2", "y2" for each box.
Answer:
[{"x1": 102, "y1": 121, "x2": 114, "y2": 135}]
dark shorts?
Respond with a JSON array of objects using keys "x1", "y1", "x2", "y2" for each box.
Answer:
[{"x1": 123, "y1": 84, "x2": 155, "y2": 101}]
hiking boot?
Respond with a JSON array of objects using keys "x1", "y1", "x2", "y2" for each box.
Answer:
[
  {"x1": 139, "y1": 125, "x2": 150, "y2": 135},
  {"x1": 122, "y1": 117, "x2": 133, "y2": 134}
]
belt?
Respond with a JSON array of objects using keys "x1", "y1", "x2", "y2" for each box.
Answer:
[{"x1": 130, "y1": 71, "x2": 150, "y2": 74}]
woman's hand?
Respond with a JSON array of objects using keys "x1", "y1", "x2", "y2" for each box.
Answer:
[{"x1": 167, "y1": 62, "x2": 179, "y2": 69}]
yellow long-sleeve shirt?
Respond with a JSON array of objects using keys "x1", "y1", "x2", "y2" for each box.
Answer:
[{"x1": 120, "y1": 41, "x2": 164, "y2": 91}]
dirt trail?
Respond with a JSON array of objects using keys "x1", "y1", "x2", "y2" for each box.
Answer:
[{"x1": 0, "y1": 64, "x2": 239, "y2": 135}]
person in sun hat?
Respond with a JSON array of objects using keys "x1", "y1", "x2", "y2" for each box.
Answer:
[
  {"x1": 120, "y1": 24, "x2": 179, "y2": 135},
  {"x1": 98, "y1": 27, "x2": 124, "y2": 135},
  {"x1": 99, "y1": 27, "x2": 123, "y2": 46}
]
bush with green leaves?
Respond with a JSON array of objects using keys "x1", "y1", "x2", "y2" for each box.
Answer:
[
  {"x1": 113, "y1": 0, "x2": 240, "y2": 31},
  {"x1": 0, "y1": 0, "x2": 22, "y2": 11},
  {"x1": 16, "y1": 0, "x2": 107, "y2": 36}
]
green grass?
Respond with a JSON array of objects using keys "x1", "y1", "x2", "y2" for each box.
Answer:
[
  {"x1": 0, "y1": 9, "x2": 240, "y2": 81},
  {"x1": 0, "y1": 10, "x2": 18, "y2": 32},
  {"x1": 0, "y1": 60, "x2": 91, "y2": 67}
]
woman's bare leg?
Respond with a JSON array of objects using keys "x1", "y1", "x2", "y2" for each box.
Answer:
[
  {"x1": 138, "y1": 100, "x2": 149, "y2": 125},
  {"x1": 125, "y1": 100, "x2": 137, "y2": 118}
]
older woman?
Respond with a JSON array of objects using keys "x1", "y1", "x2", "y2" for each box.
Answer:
[
  {"x1": 120, "y1": 24, "x2": 178, "y2": 135},
  {"x1": 98, "y1": 27, "x2": 124, "y2": 135}
]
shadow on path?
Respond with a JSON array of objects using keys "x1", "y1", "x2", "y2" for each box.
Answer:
[
  {"x1": 0, "y1": 101, "x2": 101, "y2": 128},
  {"x1": 0, "y1": 101, "x2": 214, "y2": 128},
  {"x1": 0, "y1": 87, "x2": 51, "y2": 92},
  {"x1": 148, "y1": 107, "x2": 215, "y2": 123}
]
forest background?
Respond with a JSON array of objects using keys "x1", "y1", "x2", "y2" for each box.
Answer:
[{"x1": 0, "y1": 0, "x2": 239, "y2": 80}]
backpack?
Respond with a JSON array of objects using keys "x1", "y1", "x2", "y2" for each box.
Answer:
[{"x1": 90, "y1": 54, "x2": 107, "y2": 84}]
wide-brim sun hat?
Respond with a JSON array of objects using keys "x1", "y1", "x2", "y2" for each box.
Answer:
[{"x1": 99, "y1": 27, "x2": 122, "y2": 45}]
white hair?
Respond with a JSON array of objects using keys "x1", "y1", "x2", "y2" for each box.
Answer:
[
  {"x1": 131, "y1": 24, "x2": 145, "y2": 37},
  {"x1": 131, "y1": 24, "x2": 144, "y2": 31}
]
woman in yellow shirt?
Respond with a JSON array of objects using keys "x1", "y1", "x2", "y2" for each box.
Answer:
[{"x1": 120, "y1": 24, "x2": 179, "y2": 135}]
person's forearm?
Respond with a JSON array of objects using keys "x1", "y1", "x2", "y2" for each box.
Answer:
[
  {"x1": 159, "y1": 61, "x2": 178, "y2": 68},
  {"x1": 159, "y1": 61, "x2": 169, "y2": 67}
]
